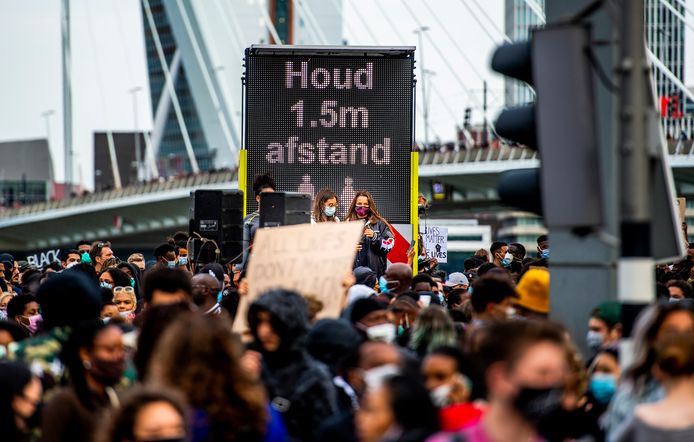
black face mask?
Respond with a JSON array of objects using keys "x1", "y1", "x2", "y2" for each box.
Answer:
[
  {"x1": 89, "y1": 357, "x2": 126, "y2": 387},
  {"x1": 536, "y1": 406, "x2": 592, "y2": 442},
  {"x1": 19, "y1": 401, "x2": 43, "y2": 430},
  {"x1": 512, "y1": 386, "x2": 564, "y2": 425}
]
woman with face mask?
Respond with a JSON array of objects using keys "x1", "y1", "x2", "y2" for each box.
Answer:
[
  {"x1": 98, "y1": 268, "x2": 131, "y2": 292},
  {"x1": 346, "y1": 191, "x2": 394, "y2": 279},
  {"x1": 0, "y1": 361, "x2": 43, "y2": 442},
  {"x1": 112, "y1": 286, "x2": 137, "y2": 323},
  {"x1": 421, "y1": 347, "x2": 481, "y2": 432},
  {"x1": 312, "y1": 188, "x2": 340, "y2": 224},
  {"x1": 42, "y1": 319, "x2": 126, "y2": 442},
  {"x1": 605, "y1": 302, "x2": 694, "y2": 442},
  {"x1": 6, "y1": 294, "x2": 40, "y2": 337}
]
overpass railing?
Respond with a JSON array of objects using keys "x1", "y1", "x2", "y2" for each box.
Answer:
[
  {"x1": 0, "y1": 170, "x2": 237, "y2": 219},
  {"x1": 418, "y1": 146, "x2": 539, "y2": 166}
]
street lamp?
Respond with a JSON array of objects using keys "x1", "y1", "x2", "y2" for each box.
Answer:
[
  {"x1": 128, "y1": 86, "x2": 143, "y2": 183},
  {"x1": 41, "y1": 110, "x2": 55, "y2": 150},
  {"x1": 414, "y1": 26, "x2": 430, "y2": 150}
]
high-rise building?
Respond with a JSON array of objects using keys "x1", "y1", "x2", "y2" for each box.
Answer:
[
  {"x1": 503, "y1": 0, "x2": 545, "y2": 106},
  {"x1": 645, "y1": 0, "x2": 692, "y2": 136},
  {"x1": 141, "y1": 0, "x2": 342, "y2": 176}
]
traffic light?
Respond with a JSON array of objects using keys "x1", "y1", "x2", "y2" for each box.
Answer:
[
  {"x1": 492, "y1": 24, "x2": 603, "y2": 229},
  {"x1": 463, "y1": 107, "x2": 472, "y2": 129}
]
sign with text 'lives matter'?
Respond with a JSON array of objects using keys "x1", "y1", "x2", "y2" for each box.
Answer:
[
  {"x1": 243, "y1": 46, "x2": 415, "y2": 223},
  {"x1": 233, "y1": 221, "x2": 363, "y2": 334},
  {"x1": 423, "y1": 226, "x2": 448, "y2": 263}
]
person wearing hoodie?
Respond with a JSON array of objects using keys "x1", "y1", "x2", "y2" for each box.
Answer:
[
  {"x1": 307, "y1": 318, "x2": 364, "y2": 412},
  {"x1": 247, "y1": 289, "x2": 339, "y2": 441}
]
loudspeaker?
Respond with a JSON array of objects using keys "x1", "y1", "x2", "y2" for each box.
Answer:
[
  {"x1": 259, "y1": 192, "x2": 311, "y2": 227},
  {"x1": 189, "y1": 190, "x2": 244, "y2": 263}
]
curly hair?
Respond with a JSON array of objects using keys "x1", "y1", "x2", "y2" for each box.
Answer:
[{"x1": 148, "y1": 314, "x2": 268, "y2": 440}]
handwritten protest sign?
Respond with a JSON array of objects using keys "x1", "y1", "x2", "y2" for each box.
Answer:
[
  {"x1": 233, "y1": 221, "x2": 363, "y2": 334},
  {"x1": 423, "y1": 226, "x2": 448, "y2": 263}
]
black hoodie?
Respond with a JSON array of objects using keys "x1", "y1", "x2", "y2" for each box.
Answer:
[{"x1": 248, "y1": 289, "x2": 339, "y2": 442}]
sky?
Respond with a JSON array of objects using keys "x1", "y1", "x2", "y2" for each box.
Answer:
[{"x1": 1, "y1": 0, "x2": 693, "y2": 189}]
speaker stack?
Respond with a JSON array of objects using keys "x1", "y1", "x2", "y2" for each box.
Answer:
[
  {"x1": 189, "y1": 190, "x2": 244, "y2": 264},
  {"x1": 259, "y1": 192, "x2": 311, "y2": 227}
]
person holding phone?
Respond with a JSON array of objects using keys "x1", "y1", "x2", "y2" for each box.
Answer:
[{"x1": 345, "y1": 191, "x2": 394, "y2": 278}]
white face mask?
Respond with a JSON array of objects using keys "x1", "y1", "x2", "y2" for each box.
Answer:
[
  {"x1": 364, "y1": 363, "x2": 400, "y2": 391},
  {"x1": 366, "y1": 323, "x2": 396, "y2": 343},
  {"x1": 506, "y1": 306, "x2": 517, "y2": 318},
  {"x1": 430, "y1": 383, "x2": 452, "y2": 407}
]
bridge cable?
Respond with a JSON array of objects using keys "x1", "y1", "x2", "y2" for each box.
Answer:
[{"x1": 142, "y1": 0, "x2": 200, "y2": 173}]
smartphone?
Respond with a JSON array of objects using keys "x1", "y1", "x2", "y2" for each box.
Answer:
[{"x1": 407, "y1": 239, "x2": 416, "y2": 252}]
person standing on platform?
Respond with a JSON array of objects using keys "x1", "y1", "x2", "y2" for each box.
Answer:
[
  {"x1": 312, "y1": 188, "x2": 340, "y2": 224},
  {"x1": 242, "y1": 174, "x2": 276, "y2": 269},
  {"x1": 345, "y1": 191, "x2": 394, "y2": 279}
]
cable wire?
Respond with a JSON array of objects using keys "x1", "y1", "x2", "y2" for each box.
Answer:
[
  {"x1": 420, "y1": 0, "x2": 502, "y2": 105},
  {"x1": 469, "y1": 0, "x2": 512, "y2": 43}
]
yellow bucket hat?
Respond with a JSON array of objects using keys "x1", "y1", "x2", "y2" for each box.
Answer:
[{"x1": 515, "y1": 268, "x2": 550, "y2": 314}]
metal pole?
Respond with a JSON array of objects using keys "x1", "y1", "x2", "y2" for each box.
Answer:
[
  {"x1": 129, "y1": 86, "x2": 143, "y2": 183},
  {"x1": 482, "y1": 80, "x2": 488, "y2": 147},
  {"x1": 617, "y1": 0, "x2": 654, "y2": 368},
  {"x1": 41, "y1": 110, "x2": 55, "y2": 149},
  {"x1": 416, "y1": 26, "x2": 429, "y2": 150},
  {"x1": 61, "y1": 0, "x2": 72, "y2": 197}
]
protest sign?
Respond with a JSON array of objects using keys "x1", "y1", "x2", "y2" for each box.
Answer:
[
  {"x1": 233, "y1": 221, "x2": 363, "y2": 334},
  {"x1": 677, "y1": 197, "x2": 688, "y2": 247},
  {"x1": 423, "y1": 226, "x2": 448, "y2": 263}
]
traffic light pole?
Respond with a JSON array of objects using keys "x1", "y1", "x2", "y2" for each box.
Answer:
[
  {"x1": 544, "y1": 0, "x2": 619, "y2": 355},
  {"x1": 616, "y1": 0, "x2": 655, "y2": 367}
]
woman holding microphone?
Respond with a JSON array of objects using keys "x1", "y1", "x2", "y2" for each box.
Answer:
[{"x1": 345, "y1": 191, "x2": 394, "y2": 278}]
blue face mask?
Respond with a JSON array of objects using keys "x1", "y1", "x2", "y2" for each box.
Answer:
[
  {"x1": 81, "y1": 252, "x2": 92, "y2": 264},
  {"x1": 178, "y1": 256, "x2": 188, "y2": 266},
  {"x1": 167, "y1": 260, "x2": 177, "y2": 269},
  {"x1": 501, "y1": 252, "x2": 512, "y2": 267},
  {"x1": 130, "y1": 278, "x2": 135, "y2": 287},
  {"x1": 590, "y1": 373, "x2": 617, "y2": 404},
  {"x1": 541, "y1": 248, "x2": 550, "y2": 259},
  {"x1": 323, "y1": 206, "x2": 337, "y2": 217},
  {"x1": 100, "y1": 281, "x2": 113, "y2": 289},
  {"x1": 217, "y1": 290, "x2": 224, "y2": 304},
  {"x1": 379, "y1": 276, "x2": 390, "y2": 294}
]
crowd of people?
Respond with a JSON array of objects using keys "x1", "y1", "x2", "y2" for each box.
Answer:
[{"x1": 1, "y1": 177, "x2": 694, "y2": 442}]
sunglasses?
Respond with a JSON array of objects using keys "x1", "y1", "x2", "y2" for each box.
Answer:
[{"x1": 113, "y1": 286, "x2": 135, "y2": 295}]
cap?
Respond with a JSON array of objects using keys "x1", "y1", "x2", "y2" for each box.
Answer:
[
  {"x1": 350, "y1": 297, "x2": 385, "y2": 324},
  {"x1": 445, "y1": 272, "x2": 469, "y2": 287},
  {"x1": 594, "y1": 301, "x2": 621, "y2": 327},
  {"x1": 514, "y1": 268, "x2": 550, "y2": 314}
]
